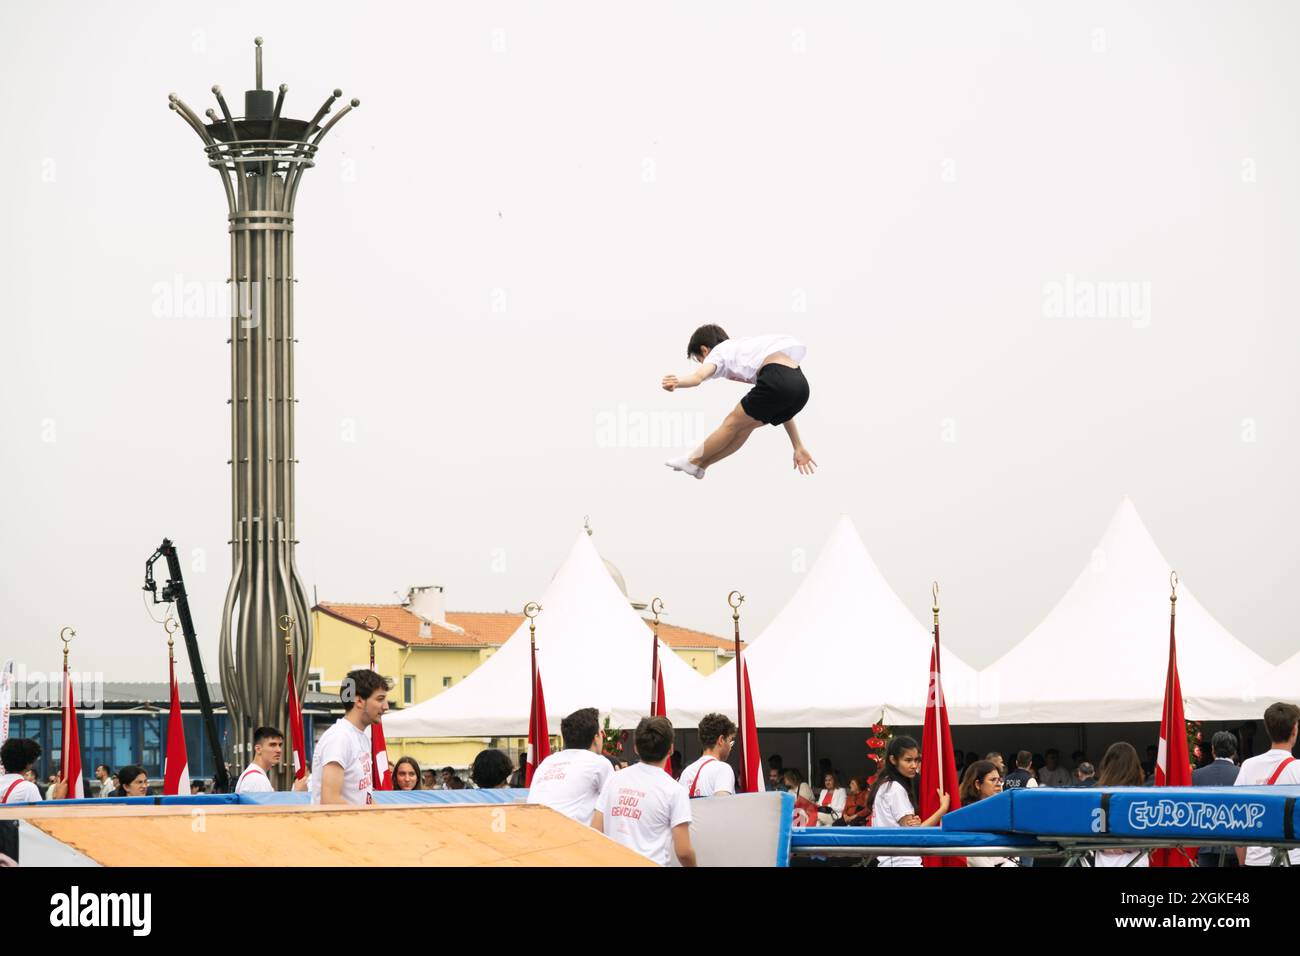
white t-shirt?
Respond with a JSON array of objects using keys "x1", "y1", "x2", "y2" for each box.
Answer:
[
  {"x1": 1233, "y1": 748, "x2": 1300, "y2": 866},
  {"x1": 1092, "y1": 848, "x2": 1149, "y2": 868},
  {"x1": 1037, "y1": 767, "x2": 1072, "y2": 788},
  {"x1": 704, "y1": 335, "x2": 807, "y2": 385},
  {"x1": 235, "y1": 763, "x2": 274, "y2": 794},
  {"x1": 0, "y1": 773, "x2": 42, "y2": 804},
  {"x1": 526, "y1": 748, "x2": 613, "y2": 825},
  {"x1": 679, "y1": 755, "x2": 735, "y2": 798},
  {"x1": 595, "y1": 762, "x2": 692, "y2": 866},
  {"x1": 870, "y1": 780, "x2": 921, "y2": 867},
  {"x1": 308, "y1": 719, "x2": 373, "y2": 806}
]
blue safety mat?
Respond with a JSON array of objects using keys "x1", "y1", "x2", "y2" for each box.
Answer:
[
  {"x1": 33, "y1": 794, "x2": 241, "y2": 807},
  {"x1": 791, "y1": 827, "x2": 1037, "y2": 849},
  {"x1": 942, "y1": 786, "x2": 1300, "y2": 843}
]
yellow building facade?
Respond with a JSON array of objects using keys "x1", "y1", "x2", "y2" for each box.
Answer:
[
  {"x1": 310, "y1": 593, "x2": 734, "y2": 770},
  {"x1": 310, "y1": 602, "x2": 514, "y2": 769}
]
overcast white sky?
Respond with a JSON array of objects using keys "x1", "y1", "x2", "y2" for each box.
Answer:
[{"x1": 1, "y1": 0, "x2": 1296, "y2": 684}]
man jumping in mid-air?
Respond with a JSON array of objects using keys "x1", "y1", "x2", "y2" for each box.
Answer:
[{"x1": 662, "y1": 325, "x2": 814, "y2": 479}]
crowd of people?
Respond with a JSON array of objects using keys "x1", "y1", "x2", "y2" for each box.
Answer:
[{"x1": 2, "y1": 667, "x2": 1296, "y2": 869}]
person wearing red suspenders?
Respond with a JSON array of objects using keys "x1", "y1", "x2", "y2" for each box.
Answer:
[
  {"x1": 1, "y1": 738, "x2": 67, "y2": 805},
  {"x1": 678, "y1": 714, "x2": 737, "y2": 799},
  {"x1": 1232, "y1": 702, "x2": 1300, "y2": 866}
]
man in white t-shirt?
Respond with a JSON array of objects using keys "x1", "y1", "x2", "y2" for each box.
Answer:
[
  {"x1": 527, "y1": 707, "x2": 613, "y2": 824},
  {"x1": 1036, "y1": 749, "x2": 1072, "y2": 788},
  {"x1": 1233, "y1": 701, "x2": 1300, "y2": 866},
  {"x1": 309, "y1": 668, "x2": 390, "y2": 806},
  {"x1": 93, "y1": 764, "x2": 114, "y2": 798},
  {"x1": 592, "y1": 716, "x2": 696, "y2": 867},
  {"x1": 1, "y1": 738, "x2": 65, "y2": 804},
  {"x1": 679, "y1": 713, "x2": 737, "y2": 798},
  {"x1": 235, "y1": 725, "x2": 309, "y2": 794},
  {"x1": 662, "y1": 324, "x2": 814, "y2": 480}
]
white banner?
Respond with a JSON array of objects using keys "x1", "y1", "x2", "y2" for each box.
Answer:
[{"x1": 0, "y1": 658, "x2": 14, "y2": 766}]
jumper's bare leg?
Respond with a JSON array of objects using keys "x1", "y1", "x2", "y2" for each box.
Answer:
[{"x1": 691, "y1": 405, "x2": 764, "y2": 469}]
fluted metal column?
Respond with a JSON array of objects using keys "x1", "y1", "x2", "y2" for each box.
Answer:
[{"x1": 169, "y1": 38, "x2": 359, "y2": 787}]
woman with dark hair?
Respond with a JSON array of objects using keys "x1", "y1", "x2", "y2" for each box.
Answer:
[
  {"x1": 471, "y1": 749, "x2": 514, "y2": 789},
  {"x1": 958, "y1": 760, "x2": 1013, "y2": 867},
  {"x1": 840, "y1": 775, "x2": 871, "y2": 826},
  {"x1": 114, "y1": 766, "x2": 149, "y2": 797},
  {"x1": 868, "y1": 735, "x2": 951, "y2": 866},
  {"x1": 392, "y1": 756, "x2": 421, "y2": 791},
  {"x1": 1093, "y1": 742, "x2": 1148, "y2": 868}
]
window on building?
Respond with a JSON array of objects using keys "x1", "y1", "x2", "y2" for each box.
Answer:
[
  {"x1": 141, "y1": 719, "x2": 161, "y2": 777},
  {"x1": 403, "y1": 675, "x2": 415, "y2": 704},
  {"x1": 307, "y1": 669, "x2": 323, "y2": 693},
  {"x1": 442, "y1": 676, "x2": 452, "y2": 688}
]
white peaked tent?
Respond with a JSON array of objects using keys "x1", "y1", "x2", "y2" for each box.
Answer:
[
  {"x1": 383, "y1": 530, "x2": 710, "y2": 738},
  {"x1": 982, "y1": 498, "x2": 1274, "y2": 724},
  {"x1": 1266, "y1": 651, "x2": 1300, "y2": 702},
  {"x1": 674, "y1": 515, "x2": 982, "y2": 728}
]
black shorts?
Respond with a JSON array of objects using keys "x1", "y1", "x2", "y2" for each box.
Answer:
[{"x1": 740, "y1": 364, "x2": 810, "y2": 425}]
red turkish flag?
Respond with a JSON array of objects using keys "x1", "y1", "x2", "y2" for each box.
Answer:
[
  {"x1": 650, "y1": 635, "x2": 670, "y2": 774},
  {"x1": 58, "y1": 662, "x2": 85, "y2": 799},
  {"x1": 286, "y1": 653, "x2": 308, "y2": 780},
  {"x1": 162, "y1": 655, "x2": 191, "y2": 796},
  {"x1": 525, "y1": 641, "x2": 550, "y2": 786},
  {"x1": 370, "y1": 720, "x2": 392, "y2": 791},
  {"x1": 735, "y1": 654, "x2": 763, "y2": 794},
  {"x1": 921, "y1": 627, "x2": 965, "y2": 866},
  {"x1": 1151, "y1": 605, "x2": 1196, "y2": 867},
  {"x1": 651, "y1": 639, "x2": 667, "y2": 719}
]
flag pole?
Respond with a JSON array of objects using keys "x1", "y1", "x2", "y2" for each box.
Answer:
[
  {"x1": 1167, "y1": 570, "x2": 1178, "y2": 765},
  {"x1": 729, "y1": 590, "x2": 745, "y2": 789},
  {"x1": 932, "y1": 581, "x2": 943, "y2": 796},
  {"x1": 60, "y1": 626, "x2": 74, "y2": 791},
  {"x1": 527, "y1": 602, "x2": 539, "y2": 743},
  {"x1": 58, "y1": 626, "x2": 83, "y2": 800},
  {"x1": 362, "y1": 614, "x2": 379, "y2": 671},
  {"x1": 279, "y1": 613, "x2": 297, "y2": 786},
  {"x1": 280, "y1": 613, "x2": 294, "y2": 669},
  {"x1": 650, "y1": 597, "x2": 664, "y2": 716},
  {"x1": 525, "y1": 601, "x2": 543, "y2": 775}
]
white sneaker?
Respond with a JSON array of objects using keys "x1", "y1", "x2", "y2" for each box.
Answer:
[{"x1": 665, "y1": 456, "x2": 704, "y2": 479}]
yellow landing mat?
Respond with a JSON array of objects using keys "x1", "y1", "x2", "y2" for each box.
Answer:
[{"x1": 0, "y1": 802, "x2": 653, "y2": 867}]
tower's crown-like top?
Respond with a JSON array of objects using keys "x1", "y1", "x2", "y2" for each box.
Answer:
[{"x1": 168, "y1": 37, "x2": 359, "y2": 195}]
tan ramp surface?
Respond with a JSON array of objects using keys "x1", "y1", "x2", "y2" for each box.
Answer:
[{"x1": 0, "y1": 802, "x2": 653, "y2": 867}]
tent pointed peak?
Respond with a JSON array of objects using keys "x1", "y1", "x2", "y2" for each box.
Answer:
[
  {"x1": 547, "y1": 528, "x2": 630, "y2": 605},
  {"x1": 821, "y1": 512, "x2": 875, "y2": 561},
  {"x1": 1090, "y1": 496, "x2": 1172, "y2": 578}
]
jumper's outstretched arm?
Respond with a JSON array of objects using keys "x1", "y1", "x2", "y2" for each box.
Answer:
[
  {"x1": 662, "y1": 362, "x2": 716, "y2": 391},
  {"x1": 784, "y1": 418, "x2": 817, "y2": 475}
]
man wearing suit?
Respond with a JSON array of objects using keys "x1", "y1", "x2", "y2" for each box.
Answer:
[{"x1": 1191, "y1": 731, "x2": 1240, "y2": 867}]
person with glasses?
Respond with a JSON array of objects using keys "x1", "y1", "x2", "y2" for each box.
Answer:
[
  {"x1": 526, "y1": 707, "x2": 612, "y2": 825},
  {"x1": 679, "y1": 713, "x2": 737, "y2": 798}
]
